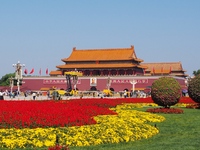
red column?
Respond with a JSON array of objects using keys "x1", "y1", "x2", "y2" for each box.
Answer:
[
  {"x1": 124, "y1": 70, "x2": 127, "y2": 75},
  {"x1": 132, "y1": 70, "x2": 135, "y2": 75},
  {"x1": 101, "y1": 70, "x2": 103, "y2": 76},
  {"x1": 82, "y1": 70, "x2": 84, "y2": 76}
]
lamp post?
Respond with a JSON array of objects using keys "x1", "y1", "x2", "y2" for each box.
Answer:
[
  {"x1": 72, "y1": 68, "x2": 78, "y2": 90},
  {"x1": 107, "y1": 76, "x2": 111, "y2": 90},
  {"x1": 12, "y1": 61, "x2": 25, "y2": 95},
  {"x1": 9, "y1": 77, "x2": 14, "y2": 94},
  {"x1": 130, "y1": 79, "x2": 137, "y2": 93},
  {"x1": 72, "y1": 75, "x2": 78, "y2": 90}
]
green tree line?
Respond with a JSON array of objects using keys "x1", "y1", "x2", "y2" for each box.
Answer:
[
  {"x1": 193, "y1": 69, "x2": 200, "y2": 76},
  {"x1": 0, "y1": 73, "x2": 15, "y2": 86}
]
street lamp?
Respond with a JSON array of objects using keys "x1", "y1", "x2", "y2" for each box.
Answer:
[
  {"x1": 72, "y1": 68, "x2": 78, "y2": 90},
  {"x1": 9, "y1": 76, "x2": 14, "y2": 94},
  {"x1": 130, "y1": 79, "x2": 137, "y2": 93},
  {"x1": 12, "y1": 61, "x2": 25, "y2": 94},
  {"x1": 107, "y1": 76, "x2": 111, "y2": 90}
]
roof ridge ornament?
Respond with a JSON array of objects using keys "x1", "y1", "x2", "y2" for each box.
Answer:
[
  {"x1": 131, "y1": 45, "x2": 134, "y2": 49},
  {"x1": 131, "y1": 45, "x2": 137, "y2": 59}
]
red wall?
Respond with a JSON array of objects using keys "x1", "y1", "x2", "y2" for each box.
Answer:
[{"x1": 21, "y1": 76, "x2": 187, "y2": 92}]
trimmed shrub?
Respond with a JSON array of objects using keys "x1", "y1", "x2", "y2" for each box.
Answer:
[
  {"x1": 188, "y1": 75, "x2": 200, "y2": 103},
  {"x1": 151, "y1": 77, "x2": 182, "y2": 108}
]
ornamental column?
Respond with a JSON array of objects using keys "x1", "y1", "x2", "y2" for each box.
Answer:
[
  {"x1": 12, "y1": 61, "x2": 25, "y2": 94},
  {"x1": 130, "y1": 79, "x2": 137, "y2": 93}
]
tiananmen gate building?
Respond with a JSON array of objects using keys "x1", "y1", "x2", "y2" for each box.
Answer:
[{"x1": 22, "y1": 45, "x2": 188, "y2": 92}]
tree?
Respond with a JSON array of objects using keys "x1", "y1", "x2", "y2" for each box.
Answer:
[
  {"x1": 151, "y1": 77, "x2": 182, "y2": 108},
  {"x1": 188, "y1": 74, "x2": 200, "y2": 103},
  {"x1": 0, "y1": 73, "x2": 15, "y2": 86},
  {"x1": 193, "y1": 69, "x2": 200, "y2": 76}
]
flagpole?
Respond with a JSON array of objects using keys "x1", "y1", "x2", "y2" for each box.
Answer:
[
  {"x1": 39, "y1": 68, "x2": 41, "y2": 76},
  {"x1": 46, "y1": 68, "x2": 48, "y2": 75}
]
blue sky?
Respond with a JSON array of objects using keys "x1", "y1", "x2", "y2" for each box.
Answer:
[{"x1": 0, "y1": 0, "x2": 199, "y2": 77}]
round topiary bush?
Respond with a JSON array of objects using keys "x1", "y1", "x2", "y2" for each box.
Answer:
[
  {"x1": 151, "y1": 77, "x2": 182, "y2": 108},
  {"x1": 188, "y1": 75, "x2": 200, "y2": 103}
]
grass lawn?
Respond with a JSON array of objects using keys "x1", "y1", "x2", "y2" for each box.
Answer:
[{"x1": 69, "y1": 107, "x2": 200, "y2": 150}]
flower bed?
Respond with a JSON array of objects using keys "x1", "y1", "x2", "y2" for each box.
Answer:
[
  {"x1": 0, "y1": 103, "x2": 165, "y2": 149},
  {"x1": 0, "y1": 97, "x2": 195, "y2": 149},
  {"x1": 186, "y1": 103, "x2": 200, "y2": 109},
  {"x1": 0, "y1": 100, "x2": 118, "y2": 128}
]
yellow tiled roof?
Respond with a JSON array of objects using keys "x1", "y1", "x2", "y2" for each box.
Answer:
[
  {"x1": 142, "y1": 62, "x2": 186, "y2": 72},
  {"x1": 49, "y1": 70, "x2": 62, "y2": 75},
  {"x1": 150, "y1": 69, "x2": 171, "y2": 74},
  {"x1": 56, "y1": 63, "x2": 141, "y2": 69},
  {"x1": 62, "y1": 45, "x2": 143, "y2": 62}
]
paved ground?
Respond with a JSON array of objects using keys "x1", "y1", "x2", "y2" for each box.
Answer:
[
  {"x1": 2, "y1": 95, "x2": 121, "y2": 101},
  {"x1": 3, "y1": 95, "x2": 82, "y2": 101}
]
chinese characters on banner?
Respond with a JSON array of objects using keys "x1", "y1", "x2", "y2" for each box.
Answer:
[
  {"x1": 110, "y1": 79, "x2": 148, "y2": 84},
  {"x1": 43, "y1": 79, "x2": 81, "y2": 84},
  {"x1": 43, "y1": 79, "x2": 148, "y2": 85}
]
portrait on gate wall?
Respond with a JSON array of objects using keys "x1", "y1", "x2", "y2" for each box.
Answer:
[{"x1": 90, "y1": 78, "x2": 97, "y2": 86}]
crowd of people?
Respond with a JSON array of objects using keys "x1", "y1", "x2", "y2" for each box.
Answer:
[
  {"x1": 0, "y1": 88, "x2": 152, "y2": 100},
  {"x1": 0, "y1": 89, "x2": 44, "y2": 100},
  {"x1": 119, "y1": 90, "x2": 150, "y2": 98}
]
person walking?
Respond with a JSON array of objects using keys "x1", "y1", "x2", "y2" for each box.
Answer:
[
  {"x1": 124, "y1": 90, "x2": 127, "y2": 98},
  {"x1": 32, "y1": 92, "x2": 36, "y2": 100},
  {"x1": 0, "y1": 90, "x2": 4, "y2": 100}
]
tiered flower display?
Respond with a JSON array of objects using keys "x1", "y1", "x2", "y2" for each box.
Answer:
[
  {"x1": 147, "y1": 77, "x2": 184, "y2": 113},
  {"x1": 188, "y1": 74, "x2": 200, "y2": 103},
  {"x1": 151, "y1": 77, "x2": 182, "y2": 108}
]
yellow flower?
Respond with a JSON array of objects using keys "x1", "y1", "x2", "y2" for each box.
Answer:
[{"x1": 0, "y1": 103, "x2": 165, "y2": 148}]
